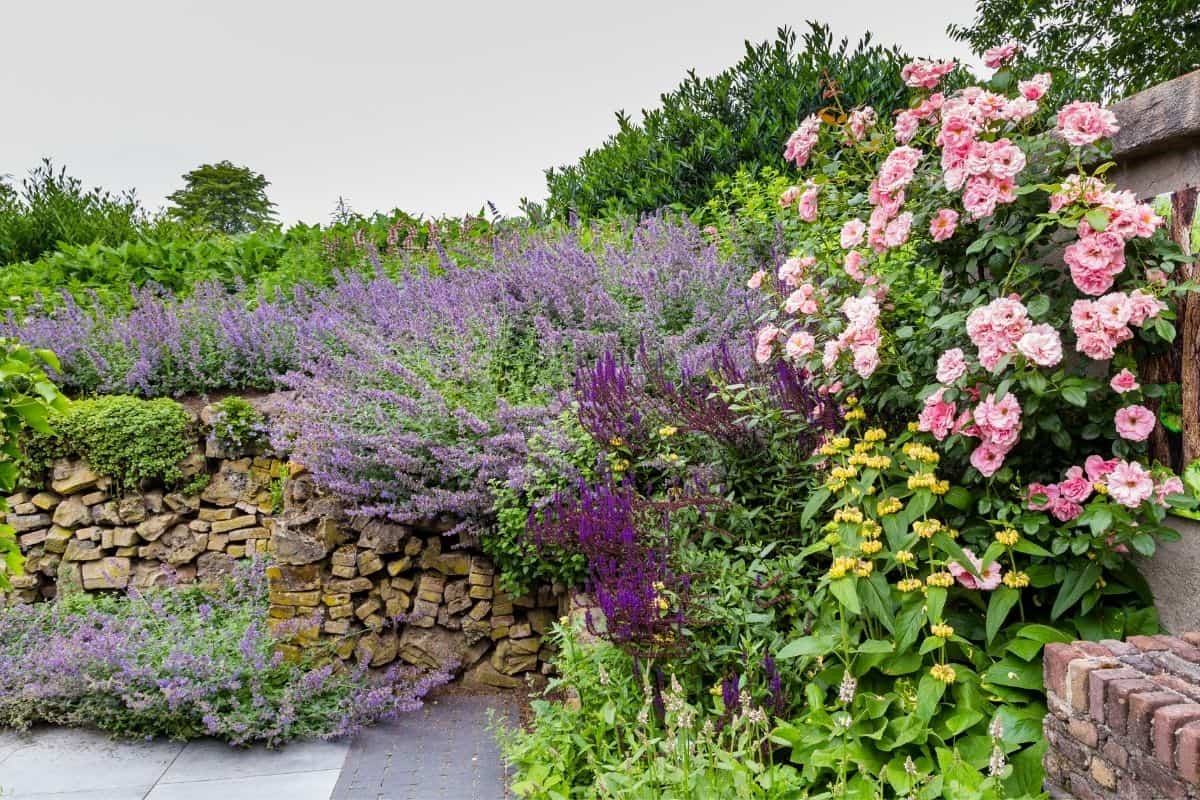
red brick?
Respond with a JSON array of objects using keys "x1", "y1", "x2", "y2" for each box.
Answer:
[
  {"x1": 1107, "y1": 678, "x2": 1161, "y2": 732},
  {"x1": 1100, "y1": 638, "x2": 1139, "y2": 656},
  {"x1": 1183, "y1": 632, "x2": 1200, "y2": 648},
  {"x1": 1088, "y1": 667, "x2": 1143, "y2": 721},
  {"x1": 1078, "y1": 641, "x2": 1117, "y2": 657},
  {"x1": 1068, "y1": 657, "x2": 1120, "y2": 712},
  {"x1": 1178, "y1": 721, "x2": 1200, "y2": 785},
  {"x1": 1154, "y1": 704, "x2": 1200, "y2": 768},
  {"x1": 1160, "y1": 636, "x2": 1200, "y2": 663},
  {"x1": 1046, "y1": 643, "x2": 1086, "y2": 697},
  {"x1": 1129, "y1": 690, "x2": 1185, "y2": 747},
  {"x1": 1128, "y1": 635, "x2": 1171, "y2": 653}
]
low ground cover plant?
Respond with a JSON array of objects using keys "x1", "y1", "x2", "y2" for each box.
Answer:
[{"x1": 0, "y1": 560, "x2": 451, "y2": 746}]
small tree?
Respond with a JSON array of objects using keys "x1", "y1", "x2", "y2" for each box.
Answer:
[
  {"x1": 949, "y1": 0, "x2": 1200, "y2": 101},
  {"x1": 167, "y1": 160, "x2": 277, "y2": 234}
]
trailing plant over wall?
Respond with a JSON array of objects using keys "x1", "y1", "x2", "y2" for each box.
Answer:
[{"x1": 24, "y1": 395, "x2": 194, "y2": 491}]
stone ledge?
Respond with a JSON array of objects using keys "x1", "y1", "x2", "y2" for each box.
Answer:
[{"x1": 1045, "y1": 634, "x2": 1200, "y2": 798}]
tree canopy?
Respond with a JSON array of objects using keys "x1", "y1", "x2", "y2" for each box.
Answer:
[{"x1": 167, "y1": 160, "x2": 277, "y2": 234}]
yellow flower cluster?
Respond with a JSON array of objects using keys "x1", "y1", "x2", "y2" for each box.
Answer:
[
  {"x1": 913, "y1": 519, "x2": 942, "y2": 539},
  {"x1": 996, "y1": 528, "x2": 1020, "y2": 547},
  {"x1": 658, "y1": 425, "x2": 678, "y2": 437},
  {"x1": 854, "y1": 560, "x2": 874, "y2": 577},
  {"x1": 859, "y1": 539, "x2": 883, "y2": 555},
  {"x1": 864, "y1": 427, "x2": 887, "y2": 443},
  {"x1": 907, "y1": 473, "x2": 939, "y2": 491},
  {"x1": 931, "y1": 623, "x2": 954, "y2": 639},
  {"x1": 828, "y1": 556, "x2": 859, "y2": 579},
  {"x1": 902, "y1": 443, "x2": 940, "y2": 464},
  {"x1": 930, "y1": 664, "x2": 957, "y2": 683},
  {"x1": 834, "y1": 507, "x2": 864, "y2": 524},
  {"x1": 876, "y1": 496, "x2": 903, "y2": 516},
  {"x1": 844, "y1": 407, "x2": 867, "y2": 421},
  {"x1": 830, "y1": 465, "x2": 858, "y2": 481},
  {"x1": 850, "y1": 453, "x2": 892, "y2": 469},
  {"x1": 897, "y1": 578, "x2": 924, "y2": 592},
  {"x1": 1003, "y1": 571, "x2": 1031, "y2": 588},
  {"x1": 926, "y1": 571, "x2": 955, "y2": 588},
  {"x1": 895, "y1": 550, "x2": 915, "y2": 565}
]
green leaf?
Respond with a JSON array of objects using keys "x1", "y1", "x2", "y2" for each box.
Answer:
[
  {"x1": 830, "y1": 578, "x2": 862, "y2": 615},
  {"x1": 777, "y1": 635, "x2": 838, "y2": 660},
  {"x1": 1061, "y1": 386, "x2": 1088, "y2": 407},
  {"x1": 801, "y1": 488, "x2": 830, "y2": 528},
  {"x1": 986, "y1": 587, "x2": 1020, "y2": 644},
  {"x1": 1051, "y1": 563, "x2": 1103, "y2": 619},
  {"x1": 944, "y1": 486, "x2": 973, "y2": 511},
  {"x1": 915, "y1": 674, "x2": 948, "y2": 720},
  {"x1": 1085, "y1": 208, "x2": 1110, "y2": 232}
]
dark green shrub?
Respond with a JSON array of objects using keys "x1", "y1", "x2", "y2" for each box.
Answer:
[
  {"x1": 209, "y1": 396, "x2": 267, "y2": 454},
  {"x1": 24, "y1": 395, "x2": 194, "y2": 490}
]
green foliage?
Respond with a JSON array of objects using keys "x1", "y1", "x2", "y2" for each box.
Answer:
[
  {"x1": 948, "y1": 0, "x2": 1200, "y2": 101},
  {"x1": 25, "y1": 395, "x2": 194, "y2": 491},
  {"x1": 486, "y1": 412, "x2": 598, "y2": 595},
  {"x1": 0, "y1": 159, "x2": 146, "y2": 266},
  {"x1": 0, "y1": 340, "x2": 68, "y2": 589},
  {"x1": 166, "y1": 160, "x2": 277, "y2": 234},
  {"x1": 209, "y1": 396, "x2": 267, "y2": 455},
  {"x1": 543, "y1": 23, "x2": 910, "y2": 220}
]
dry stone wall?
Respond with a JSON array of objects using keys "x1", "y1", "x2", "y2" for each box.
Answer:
[{"x1": 4, "y1": 407, "x2": 561, "y2": 688}]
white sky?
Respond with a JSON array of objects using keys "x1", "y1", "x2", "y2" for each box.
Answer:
[{"x1": 3, "y1": 0, "x2": 980, "y2": 225}]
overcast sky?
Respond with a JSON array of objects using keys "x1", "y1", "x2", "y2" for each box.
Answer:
[{"x1": 4, "y1": 1, "x2": 981, "y2": 225}]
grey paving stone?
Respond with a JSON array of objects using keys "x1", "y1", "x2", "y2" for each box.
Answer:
[
  {"x1": 0, "y1": 726, "x2": 183, "y2": 796},
  {"x1": 331, "y1": 691, "x2": 520, "y2": 800},
  {"x1": 144, "y1": 769, "x2": 342, "y2": 800},
  {"x1": 159, "y1": 737, "x2": 349, "y2": 783}
]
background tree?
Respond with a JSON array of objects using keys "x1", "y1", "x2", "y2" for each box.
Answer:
[
  {"x1": 0, "y1": 160, "x2": 145, "y2": 266},
  {"x1": 167, "y1": 161, "x2": 277, "y2": 234},
  {"x1": 949, "y1": 0, "x2": 1200, "y2": 101}
]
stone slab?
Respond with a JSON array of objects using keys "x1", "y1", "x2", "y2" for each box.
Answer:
[
  {"x1": 158, "y1": 737, "x2": 349, "y2": 783},
  {"x1": 145, "y1": 769, "x2": 342, "y2": 800}
]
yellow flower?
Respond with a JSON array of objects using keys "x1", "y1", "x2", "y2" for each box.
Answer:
[
  {"x1": 658, "y1": 425, "x2": 678, "y2": 438},
  {"x1": 834, "y1": 507, "x2": 865, "y2": 524},
  {"x1": 828, "y1": 556, "x2": 859, "y2": 580},
  {"x1": 913, "y1": 519, "x2": 942, "y2": 539},
  {"x1": 656, "y1": 596, "x2": 670, "y2": 612},
  {"x1": 860, "y1": 539, "x2": 883, "y2": 555},
  {"x1": 663, "y1": 452, "x2": 680, "y2": 463},
  {"x1": 930, "y1": 663, "x2": 957, "y2": 684},
  {"x1": 848, "y1": 453, "x2": 869, "y2": 466},
  {"x1": 612, "y1": 458, "x2": 631, "y2": 472},
  {"x1": 907, "y1": 421, "x2": 919, "y2": 432},
  {"x1": 832, "y1": 437, "x2": 851, "y2": 451},
  {"x1": 926, "y1": 571, "x2": 955, "y2": 588},
  {"x1": 846, "y1": 395, "x2": 859, "y2": 407},
  {"x1": 854, "y1": 442, "x2": 873, "y2": 454},
  {"x1": 1004, "y1": 571, "x2": 1031, "y2": 588},
  {"x1": 820, "y1": 444, "x2": 838, "y2": 456},
  {"x1": 652, "y1": 581, "x2": 666, "y2": 592},
  {"x1": 996, "y1": 528, "x2": 1020, "y2": 547},
  {"x1": 609, "y1": 436, "x2": 625, "y2": 447},
  {"x1": 860, "y1": 520, "x2": 882, "y2": 539},
  {"x1": 895, "y1": 550, "x2": 915, "y2": 565},
  {"x1": 931, "y1": 480, "x2": 950, "y2": 496},
  {"x1": 931, "y1": 623, "x2": 954, "y2": 639},
  {"x1": 876, "y1": 497, "x2": 903, "y2": 516},
  {"x1": 832, "y1": 466, "x2": 859, "y2": 480},
  {"x1": 1094, "y1": 482, "x2": 1108, "y2": 495},
  {"x1": 854, "y1": 560, "x2": 875, "y2": 577},
  {"x1": 866, "y1": 455, "x2": 893, "y2": 469},
  {"x1": 845, "y1": 408, "x2": 867, "y2": 421},
  {"x1": 864, "y1": 427, "x2": 887, "y2": 442},
  {"x1": 897, "y1": 578, "x2": 924, "y2": 592},
  {"x1": 825, "y1": 478, "x2": 847, "y2": 491}
]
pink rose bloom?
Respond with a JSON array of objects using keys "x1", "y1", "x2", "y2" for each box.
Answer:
[
  {"x1": 784, "y1": 331, "x2": 816, "y2": 359},
  {"x1": 976, "y1": 391, "x2": 1021, "y2": 433},
  {"x1": 840, "y1": 219, "x2": 866, "y2": 249},
  {"x1": 1085, "y1": 455, "x2": 1119, "y2": 483},
  {"x1": 1026, "y1": 482, "x2": 1059, "y2": 511},
  {"x1": 1107, "y1": 460, "x2": 1154, "y2": 507},
  {"x1": 876, "y1": 146, "x2": 923, "y2": 194},
  {"x1": 843, "y1": 251, "x2": 866, "y2": 282},
  {"x1": 936, "y1": 348, "x2": 967, "y2": 384},
  {"x1": 918, "y1": 388, "x2": 958, "y2": 441},
  {"x1": 852, "y1": 345, "x2": 880, "y2": 378},
  {"x1": 1017, "y1": 323, "x2": 1063, "y2": 367},
  {"x1": 1018, "y1": 73, "x2": 1052, "y2": 101},
  {"x1": 930, "y1": 208, "x2": 959, "y2": 242},
  {"x1": 881, "y1": 212, "x2": 914, "y2": 250},
  {"x1": 746, "y1": 270, "x2": 765, "y2": 290},
  {"x1": 778, "y1": 185, "x2": 802, "y2": 207},
  {"x1": 894, "y1": 111, "x2": 919, "y2": 144},
  {"x1": 797, "y1": 186, "x2": 820, "y2": 222},
  {"x1": 1003, "y1": 97, "x2": 1039, "y2": 122},
  {"x1": 847, "y1": 106, "x2": 877, "y2": 141},
  {"x1": 755, "y1": 324, "x2": 781, "y2": 364},
  {"x1": 1064, "y1": 231, "x2": 1126, "y2": 295},
  {"x1": 784, "y1": 284, "x2": 819, "y2": 316},
  {"x1": 970, "y1": 443, "x2": 1007, "y2": 477},
  {"x1": 984, "y1": 40, "x2": 1022, "y2": 69},
  {"x1": 822, "y1": 340, "x2": 841, "y2": 371},
  {"x1": 841, "y1": 295, "x2": 881, "y2": 329},
  {"x1": 1147, "y1": 268, "x2": 1169, "y2": 287},
  {"x1": 962, "y1": 176, "x2": 1000, "y2": 220},
  {"x1": 901, "y1": 59, "x2": 956, "y2": 89},
  {"x1": 777, "y1": 255, "x2": 814, "y2": 287},
  {"x1": 1075, "y1": 330, "x2": 1118, "y2": 361},
  {"x1": 1127, "y1": 289, "x2": 1167, "y2": 326},
  {"x1": 1095, "y1": 292, "x2": 1132, "y2": 329},
  {"x1": 1110, "y1": 368, "x2": 1140, "y2": 394},
  {"x1": 1059, "y1": 466, "x2": 1093, "y2": 503},
  {"x1": 948, "y1": 547, "x2": 1003, "y2": 590},
  {"x1": 1056, "y1": 101, "x2": 1120, "y2": 147},
  {"x1": 1156, "y1": 476, "x2": 1185, "y2": 506},
  {"x1": 1114, "y1": 404, "x2": 1156, "y2": 442},
  {"x1": 1051, "y1": 497, "x2": 1084, "y2": 522},
  {"x1": 784, "y1": 115, "x2": 822, "y2": 167}
]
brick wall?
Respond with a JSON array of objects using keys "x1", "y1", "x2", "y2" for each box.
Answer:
[{"x1": 1043, "y1": 634, "x2": 1200, "y2": 799}]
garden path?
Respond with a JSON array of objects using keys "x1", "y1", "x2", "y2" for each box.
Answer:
[{"x1": 0, "y1": 690, "x2": 518, "y2": 800}]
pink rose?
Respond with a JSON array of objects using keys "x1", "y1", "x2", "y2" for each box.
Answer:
[
  {"x1": 1110, "y1": 369, "x2": 1140, "y2": 394},
  {"x1": 755, "y1": 325, "x2": 781, "y2": 364},
  {"x1": 746, "y1": 270, "x2": 765, "y2": 290},
  {"x1": 784, "y1": 331, "x2": 816, "y2": 359},
  {"x1": 901, "y1": 59, "x2": 956, "y2": 89},
  {"x1": 852, "y1": 345, "x2": 880, "y2": 379},
  {"x1": 1056, "y1": 101, "x2": 1120, "y2": 147},
  {"x1": 840, "y1": 219, "x2": 866, "y2": 249},
  {"x1": 962, "y1": 176, "x2": 1000, "y2": 220},
  {"x1": 1059, "y1": 466, "x2": 1093, "y2": 503},
  {"x1": 1016, "y1": 323, "x2": 1063, "y2": 367},
  {"x1": 936, "y1": 348, "x2": 967, "y2": 384},
  {"x1": 1127, "y1": 290, "x2": 1167, "y2": 326},
  {"x1": 876, "y1": 146, "x2": 923, "y2": 194},
  {"x1": 784, "y1": 116, "x2": 822, "y2": 168},
  {"x1": 930, "y1": 208, "x2": 959, "y2": 242},
  {"x1": 843, "y1": 251, "x2": 866, "y2": 282},
  {"x1": 948, "y1": 547, "x2": 1003, "y2": 590},
  {"x1": 777, "y1": 256, "x2": 813, "y2": 287},
  {"x1": 894, "y1": 111, "x2": 919, "y2": 143},
  {"x1": 1085, "y1": 455, "x2": 1119, "y2": 483},
  {"x1": 970, "y1": 443, "x2": 1006, "y2": 477},
  {"x1": 1026, "y1": 482, "x2": 1060, "y2": 511},
  {"x1": 847, "y1": 106, "x2": 877, "y2": 141},
  {"x1": 983, "y1": 40, "x2": 1021, "y2": 69},
  {"x1": 1018, "y1": 73, "x2": 1051, "y2": 101},
  {"x1": 1107, "y1": 460, "x2": 1154, "y2": 507},
  {"x1": 1051, "y1": 497, "x2": 1084, "y2": 522},
  {"x1": 1156, "y1": 476, "x2": 1185, "y2": 506},
  {"x1": 918, "y1": 388, "x2": 958, "y2": 441},
  {"x1": 797, "y1": 186, "x2": 819, "y2": 222},
  {"x1": 778, "y1": 185, "x2": 802, "y2": 207},
  {"x1": 1114, "y1": 404, "x2": 1156, "y2": 442}
]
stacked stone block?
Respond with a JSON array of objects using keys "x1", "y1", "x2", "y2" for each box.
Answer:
[{"x1": 1044, "y1": 634, "x2": 1200, "y2": 799}]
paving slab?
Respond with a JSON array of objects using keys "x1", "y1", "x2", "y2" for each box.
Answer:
[
  {"x1": 331, "y1": 690, "x2": 520, "y2": 800},
  {"x1": 145, "y1": 769, "x2": 342, "y2": 800},
  {"x1": 0, "y1": 726, "x2": 183, "y2": 796},
  {"x1": 159, "y1": 737, "x2": 349, "y2": 783}
]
